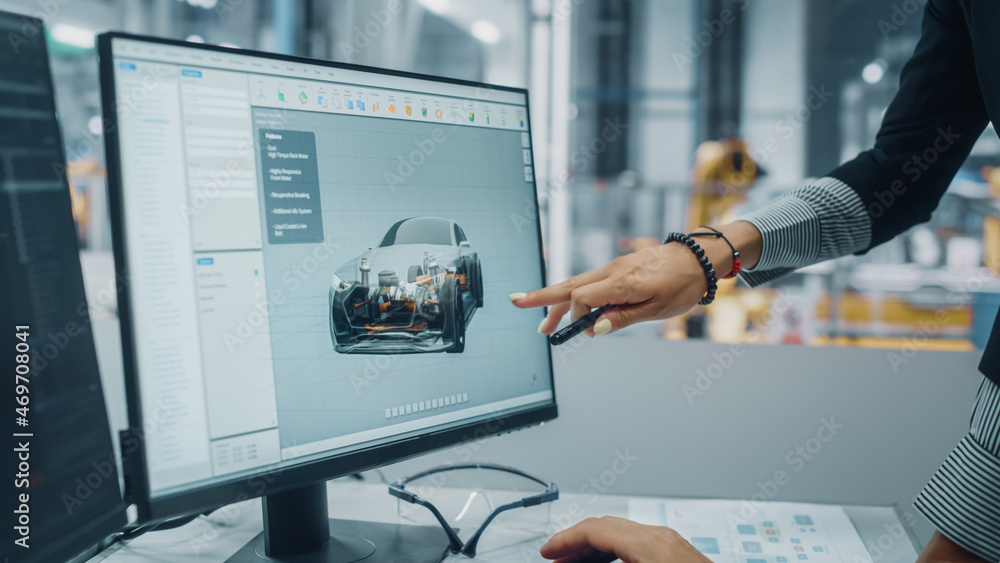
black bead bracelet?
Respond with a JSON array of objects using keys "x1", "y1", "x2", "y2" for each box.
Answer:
[{"x1": 664, "y1": 232, "x2": 718, "y2": 306}]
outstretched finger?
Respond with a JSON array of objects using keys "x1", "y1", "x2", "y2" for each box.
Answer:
[{"x1": 510, "y1": 268, "x2": 609, "y2": 309}]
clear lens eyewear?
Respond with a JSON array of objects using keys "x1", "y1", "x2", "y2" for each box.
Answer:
[{"x1": 389, "y1": 463, "x2": 558, "y2": 557}]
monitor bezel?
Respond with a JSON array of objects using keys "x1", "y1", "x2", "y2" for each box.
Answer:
[
  {"x1": 1, "y1": 12, "x2": 129, "y2": 561},
  {"x1": 98, "y1": 31, "x2": 556, "y2": 523}
]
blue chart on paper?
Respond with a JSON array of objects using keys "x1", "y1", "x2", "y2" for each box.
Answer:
[{"x1": 628, "y1": 499, "x2": 871, "y2": 563}]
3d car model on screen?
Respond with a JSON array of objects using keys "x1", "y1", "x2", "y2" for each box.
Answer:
[{"x1": 329, "y1": 217, "x2": 484, "y2": 354}]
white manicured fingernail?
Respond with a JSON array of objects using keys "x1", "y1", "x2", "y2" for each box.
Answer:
[
  {"x1": 593, "y1": 318, "x2": 612, "y2": 336},
  {"x1": 509, "y1": 292, "x2": 527, "y2": 302},
  {"x1": 538, "y1": 317, "x2": 549, "y2": 334}
]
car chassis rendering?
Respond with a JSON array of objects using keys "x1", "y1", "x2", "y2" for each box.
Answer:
[{"x1": 329, "y1": 217, "x2": 483, "y2": 354}]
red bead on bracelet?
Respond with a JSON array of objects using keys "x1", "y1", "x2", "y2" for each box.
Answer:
[{"x1": 689, "y1": 226, "x2": 741, "y2": 279}]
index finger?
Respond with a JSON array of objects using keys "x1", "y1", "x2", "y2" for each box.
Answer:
[{"x1": 510, "y1": 268, "x2": 609, "y2": 308}]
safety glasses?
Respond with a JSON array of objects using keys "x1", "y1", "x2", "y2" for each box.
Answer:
[{"x1": 388, "y1": 463, "x2": 559, "y2": 557}]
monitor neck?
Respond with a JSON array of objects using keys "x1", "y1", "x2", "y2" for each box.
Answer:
[{"x1": 263, "y1": 482, "x2": 332, "y2": 556}]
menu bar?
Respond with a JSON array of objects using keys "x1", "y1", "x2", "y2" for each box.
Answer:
[
  {"x1": 247, "y1": 74, "x2": 528, "y2": 131},
  {"x1": 110, "y1": 37, "x2": 527, "y2": 107}
]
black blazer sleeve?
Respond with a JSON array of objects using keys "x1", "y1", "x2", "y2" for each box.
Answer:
[{"x1": 828, "y1": 0, "x2": 989, "y2": 252}]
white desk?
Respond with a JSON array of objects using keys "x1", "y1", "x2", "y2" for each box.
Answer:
[{"x1": 84, "y1": 480, "x2": 919, "y2": 563}]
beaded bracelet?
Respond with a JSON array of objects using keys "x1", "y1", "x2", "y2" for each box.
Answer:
[
  {"x1": 664, "y1": 232, "x2": 717, "y2": 306},
  {"x1": 688, "y1": 225, "x2": 741, "y2": 279}
]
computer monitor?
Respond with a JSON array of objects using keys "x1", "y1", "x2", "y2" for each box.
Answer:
[
  {"x1": 0, "y1": 11, "x2": 127, "y2": 563},
  {"x1": 98, "y1": 33, "x2": 555, "y2": 561}
]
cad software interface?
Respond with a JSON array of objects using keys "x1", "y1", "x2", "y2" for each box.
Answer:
[{"x1": 109, "y1": 38, "x2": 552, "y2": 496}]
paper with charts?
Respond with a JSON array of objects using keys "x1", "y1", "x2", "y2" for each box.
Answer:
[{"x1": 628, "y1": 499, "x2": 872, "y2": 563}]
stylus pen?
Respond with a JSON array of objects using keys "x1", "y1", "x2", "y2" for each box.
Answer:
[{"x1": 548, "y1": 304, "x2": 616, "y2": 346}]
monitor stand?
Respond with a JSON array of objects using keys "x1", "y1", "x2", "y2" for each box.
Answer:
[{"x1": 225, "y1": 482, "x2": 452, "y2": 563}]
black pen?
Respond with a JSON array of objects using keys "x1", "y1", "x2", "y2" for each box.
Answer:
[{"x1": 548, "y1": 304, "x2": 616, "y2": 346}]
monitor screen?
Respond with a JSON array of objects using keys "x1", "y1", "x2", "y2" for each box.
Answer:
[
  {"x1": 1, "y1": 11, "x2": 126, "y2": 562},
  {"x1": 102, "y1": 36, "x2": 553, "y2": 502}
]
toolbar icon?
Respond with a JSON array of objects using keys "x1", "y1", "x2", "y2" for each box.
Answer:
[
  {"x1": 299, "y1": 91, "x2": 308, "y2": 104},
  {"x1": 405, "y1": 105, "x2": 412, "y2": 116},
  {"x1": 421, "y1": 107, "x2": 428, "y2": 118},
  {"x1": 485, "y1": 113, "x2": 490, "y2": 124},
  {"x1": 357, "y1": 101, "x2": 365, "y2": 111},
  {"x1": 278, "y1": 89, "x2": 286, "y2": 103},
  {"x1": 517, "y1": 116, "x2": 524, "y2": 127},
  {"x1": 468, "y1": 112, "x2": 475, "y2": 122},
  {"x1": 372, "y1": 102, "x2": 380, "y2": 111},
  {"x1": 434, "y1": 108, "x2": 443, "y2": 119},
  {"x1": 388, "y1": 104, "x2": 396, "y2": 114},
  {"x1": 347, "y1": 100, "x2": 354, "y2": 110}
]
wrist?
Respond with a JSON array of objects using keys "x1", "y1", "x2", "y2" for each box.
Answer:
[{"x1": 694, "y1": 221, "x2": 763, "y2": 274}]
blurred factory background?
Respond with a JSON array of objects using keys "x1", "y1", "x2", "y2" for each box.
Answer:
[{"x1": 6, "y1": 0, "x2": 1000, "y2": 350}]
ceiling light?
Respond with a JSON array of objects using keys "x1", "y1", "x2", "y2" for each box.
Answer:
[
  {"x1": 862, "y1": 60, "x2": 886, "y2": 84},
  {"x1": 470, "y1": 19, "x2": 501, "y2": 44},
  {"x1": 50, "y1": 24, "x2": 95, "y2": 49},
  {"x1": 87, "y1": 116, "x2": 103, "y2": 136},
  {"x1": 417, "y1": 0, "x2": 450, "y2": 15}
]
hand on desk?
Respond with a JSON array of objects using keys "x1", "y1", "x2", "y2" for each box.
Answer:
[
  {"x1": 510, "y1": 222, "x2": 762, "y2": 337},
  {"x1": 540, "y1": 516, "x2": 711, "y2": 563}
]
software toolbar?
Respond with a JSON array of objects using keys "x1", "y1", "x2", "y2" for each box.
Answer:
[{"x1": 112, "y1": 38, "x2": 528, "y2": 132}]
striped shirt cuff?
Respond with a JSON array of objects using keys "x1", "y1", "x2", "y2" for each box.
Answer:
[
  {"x1": 737, "y1": 177, "x2": 871, "y2": 288},
  {"x1": 914, "y1": 377, "x2": 1000, "y2": 562}
]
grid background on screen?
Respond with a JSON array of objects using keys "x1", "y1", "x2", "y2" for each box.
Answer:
[{"x1": 250, "y1": 107, "x2": 551, "y2": 450}]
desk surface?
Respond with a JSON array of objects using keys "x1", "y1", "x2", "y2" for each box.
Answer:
[{"x1": 85, "y1": 480, "x2": 919, "y2": 563}]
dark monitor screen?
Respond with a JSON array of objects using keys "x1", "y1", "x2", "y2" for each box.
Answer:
[
  {"x1": 99, "y1": 33, "x2": 555, "y2": 522},
  {"x1": 0, "y1": 11, "x2": 127, "y2": 563}
]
